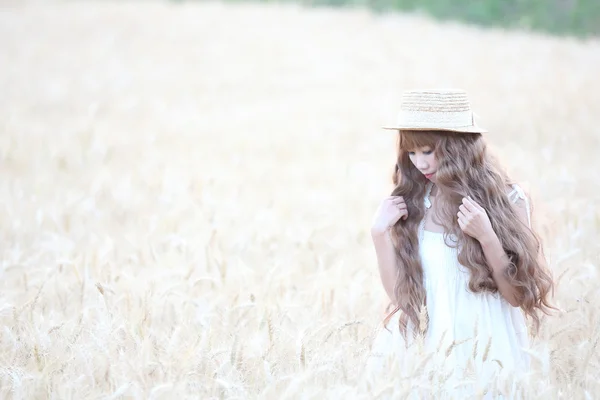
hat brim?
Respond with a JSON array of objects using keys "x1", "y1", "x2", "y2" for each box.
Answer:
[{"x1": 381, "y1": 125, "x2": 487, "y2": 134}]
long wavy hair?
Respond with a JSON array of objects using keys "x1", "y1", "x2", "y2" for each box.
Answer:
[{"x1": 383, "y1": 129, "x2": 555, "y2": 339}]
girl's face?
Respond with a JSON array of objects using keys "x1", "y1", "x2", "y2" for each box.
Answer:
[{"x1": 408, "y1": 146, "x2": 438, "y2": 182}]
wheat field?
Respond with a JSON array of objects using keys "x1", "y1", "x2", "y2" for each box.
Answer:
[{"x1": 1, "y1": 1, "x2": 599, "y2": 398}]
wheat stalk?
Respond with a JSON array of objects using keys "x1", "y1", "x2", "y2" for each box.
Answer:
[{"x1": 482, "y1": 337, "x2": 492, "y2": 362}]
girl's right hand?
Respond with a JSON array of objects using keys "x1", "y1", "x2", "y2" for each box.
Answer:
[{"x1": 371, "y1": 196, "x2": 408, "y2": 236}]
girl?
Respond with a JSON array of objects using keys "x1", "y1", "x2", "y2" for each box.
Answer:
[{"x1": 366, "y1": 89, "x2": 555, "y2": 394}]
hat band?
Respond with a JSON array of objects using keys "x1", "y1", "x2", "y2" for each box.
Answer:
[{"x1": 396, "y1": 110, "x2": 474, "y2": 128}]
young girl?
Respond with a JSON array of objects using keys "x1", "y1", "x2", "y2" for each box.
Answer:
[{"x1": 366, "y1": 89, "x2": 555, "y2": 394}]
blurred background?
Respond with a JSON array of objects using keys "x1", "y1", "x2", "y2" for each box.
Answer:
[
  {"x1": 1, "y1": 0, "x2": 599, "y2": 398},
  {"x1": 255, "y1": 0, "x2": 600, "y2": 37}
]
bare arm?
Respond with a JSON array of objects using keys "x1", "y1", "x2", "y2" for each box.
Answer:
[
  {"x1": 458, "y1": 195, "x2": 531, "y2": 307},
  {"x1": 370, "y1": 195, "x2": 407, "y2": 306},
  {"x1": 479, "y1": 233, "x2": 521, "y2": 307},
  {"x1": 371, "y1": 229, "x2": 398, "y2": 306},
  {"x1": 479, "y1": 195, "x2": 532, "y2": 307}
]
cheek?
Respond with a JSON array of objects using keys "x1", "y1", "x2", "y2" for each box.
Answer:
[{"x1": 428, "y1": 155, "x2": 438, "y2": 169}]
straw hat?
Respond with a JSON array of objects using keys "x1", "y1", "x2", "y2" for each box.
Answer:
[{"x1": 382, "y1": 89, "x2": 487, "y2": 133}]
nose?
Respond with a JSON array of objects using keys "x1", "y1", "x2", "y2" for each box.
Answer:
[{"x1": 415, "y1": 155, "x2": 429, "y2": 170}]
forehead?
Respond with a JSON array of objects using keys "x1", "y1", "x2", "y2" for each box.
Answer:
[{"x1": 399, "y1": 130, "x2": 440, "y2": 151}]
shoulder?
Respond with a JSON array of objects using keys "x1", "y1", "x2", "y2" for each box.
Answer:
[
  {"x1": 505, "y1": 182, "x2": 531, "y2": 227},
  {"x1": 506, "y1": 183, "x2": 528, "y2": 203}
]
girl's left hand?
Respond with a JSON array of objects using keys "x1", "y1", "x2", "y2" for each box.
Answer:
[{"x1": 457, "y1": 197, "x2": 495, "y2": 242}]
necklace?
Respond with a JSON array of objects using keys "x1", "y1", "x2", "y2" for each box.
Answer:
[{"x1": 420, "y1": 181, "x2": 434, "y2": 241}]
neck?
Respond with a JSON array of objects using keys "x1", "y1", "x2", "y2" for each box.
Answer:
[{"x1": 429, "y1": 182, "x2": 438, "y2": 197}]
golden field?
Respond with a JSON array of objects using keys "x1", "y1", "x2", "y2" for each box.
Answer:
[{"x1": 1, "y1": 1, "x2": 599, "y2": 398}]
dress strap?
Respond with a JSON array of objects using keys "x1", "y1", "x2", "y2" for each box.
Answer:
[
  {"x1": 508, "y1": 184, "x2": 531, "y2": 228},
  {"x1": 418, "y1": 182, "x2": 434, "y2": 240}
]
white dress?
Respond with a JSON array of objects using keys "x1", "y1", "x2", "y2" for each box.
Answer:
[{"x1": 365, "y1": 183, "x2": 532, "y2": 397}]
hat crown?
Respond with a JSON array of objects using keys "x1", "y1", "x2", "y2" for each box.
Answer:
[{"x1": 401, "y1": 89, "x2": 471, "y2": 113}]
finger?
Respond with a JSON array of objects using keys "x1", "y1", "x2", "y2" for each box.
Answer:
[
  {"x1": 458, "y1": 218, "x2": 465, "y2": 230},
  {"x1": 468, "y1": 196, "x2": 485, "y2": 212},
  {"x1": 457, "y1": 211, "x2": 466, "y2": 221},
  {"x1": 400, "y1": 207, "x2": 409, "y2": 219},
  {"x1": 466, "y1": 196, "x2": 481, "y2": 208},
  {"x1": 391, "y1": 196, "x2": 404, "y2": 203},
  {"x1": 458, "y1": 204, "x2": 468, "y2": 215},
  {"x1": 462, "y1": 197, "x2": 477, "y2": 213},
  {"x1": 467, "y1": 196, "x2": 484, "y2": 211}
]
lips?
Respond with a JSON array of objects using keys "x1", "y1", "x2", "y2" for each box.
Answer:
[{"x1": 424, "y1": 173, "x2": 435, "y2": 180}]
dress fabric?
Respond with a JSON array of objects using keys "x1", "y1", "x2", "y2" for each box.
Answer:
[{"x1": 365, "y1": 184, "x2": 532, "y2": 397}]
